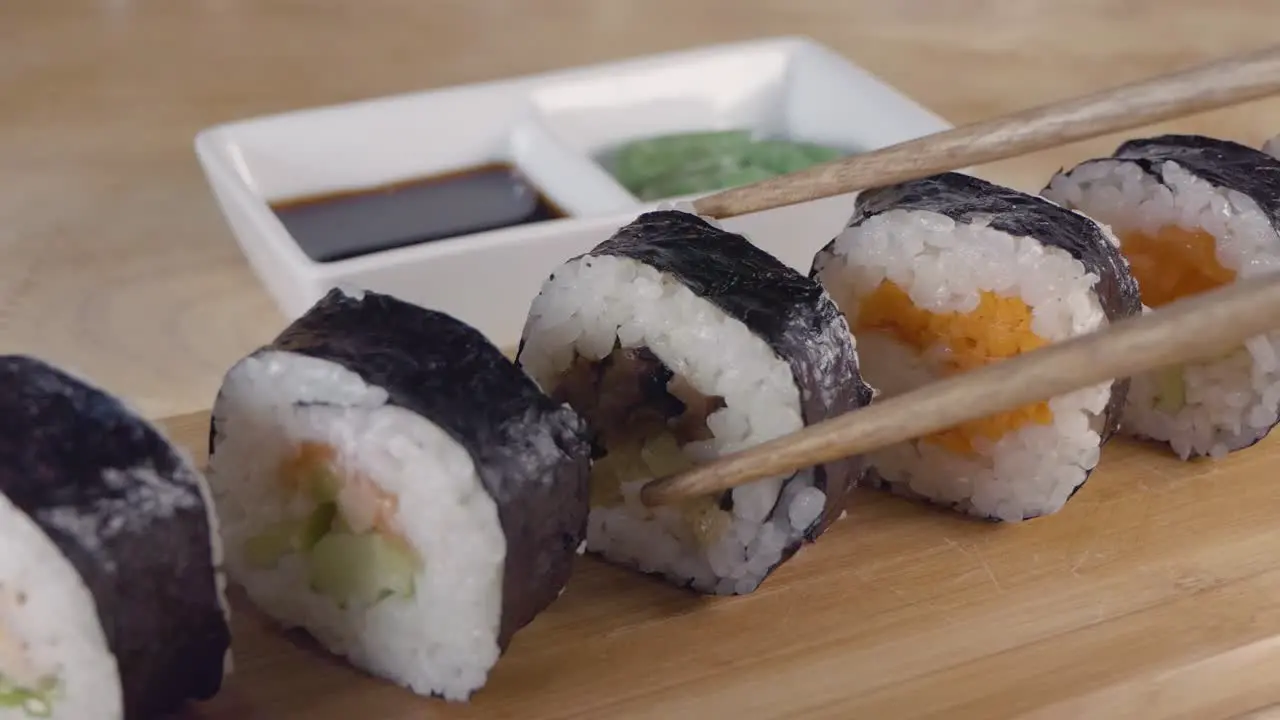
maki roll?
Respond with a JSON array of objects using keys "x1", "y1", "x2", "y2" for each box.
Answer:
[
  {"x1": 516, "y1": 210, "x2": 873, "y2": 595},
  {"x1": 207, "y1": 287, "x2": 591, "y2": 702},
  {"x1": 1043, "y1": 135, "x2": 1280, "y2": 459},
  {"x1": 811, "y1": 172, "x2": 1142, "y2": 521},
  {"x1": 0, "y1": 355, "x2": 232, "y2": 720}
]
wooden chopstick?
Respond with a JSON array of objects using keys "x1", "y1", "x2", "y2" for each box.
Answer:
[
  {"x1": 691, "y1": 44, "x2": 1280, "y2": 219},
  {"x1": 639, "y1": 271, "x2": 1280, "y2": 507}
]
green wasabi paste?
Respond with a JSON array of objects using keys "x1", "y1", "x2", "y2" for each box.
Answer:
[{"x1": 602, "y1": 130, "x2": 848, "y2": 201}]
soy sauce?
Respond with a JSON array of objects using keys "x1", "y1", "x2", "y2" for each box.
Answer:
[{"x1": 270, "y1": 162, "x2": 565, "y2": 263}]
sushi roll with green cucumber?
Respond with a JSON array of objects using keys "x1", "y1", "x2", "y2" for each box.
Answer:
[
  {"x1": 516, "y1": 210, "x2": 873, "y2": 595},
  {"x1": 0, "y1": 355, "x2": 232, "y2": 719},
  {"x1": 206, "y1": 287, "x2": 592, "y2": 702},
  {"x1": 811, "y1": 172, "x2": 1142, "y2": 521},
  {"x1": 1043, "y1": 135, "x2": 1280, "y2": 459}
]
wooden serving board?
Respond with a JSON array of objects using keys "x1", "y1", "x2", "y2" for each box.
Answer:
[{"x1": 164, "y1": 410, "x2": 1280, "y2": 720}]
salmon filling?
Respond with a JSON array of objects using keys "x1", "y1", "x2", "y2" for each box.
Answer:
[
  {"x1": 855, "y1": 280, "x2": 1053, "y2": 455},
  {"x1": 1119, "y1": 226, "x2": 1236, "y2": 308},
  {"x1": 242, "y1": 441, "x2": 421, "y2": 608},
  {"x1": 551, "y1": 344, "x2": 731, "y2": 548}
]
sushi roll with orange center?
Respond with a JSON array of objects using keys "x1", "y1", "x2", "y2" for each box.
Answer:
[
  {"x1": 811, "y1": 172, "x2": 1142, "y2": 521},
  {"x1": 1044, "y1": 135, "x2": 1280, "y2": 459}
]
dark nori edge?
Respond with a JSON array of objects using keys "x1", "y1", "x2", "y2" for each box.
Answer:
[
  {"x1": 211, "y1": 289, "x2": 592, "y2": 651},
  {"x1": 0, "y1": 355, "x2": 231, "y2": 718},
  {"x1": 1047, "y1": 134, "x2": 1280, "y2": 455},
  {"x1": 814, "y1": 172, "x2": 1144, "y2": 521},
  {"x1": 519, "y1": 210, "x2": 875, "y2": 581},
  {"x1": 1109, "y1": 134, "x2": 1280, "y2": 231}
]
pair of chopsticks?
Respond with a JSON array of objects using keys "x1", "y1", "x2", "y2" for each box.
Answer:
[{"x1": 639, "y1": 44, "x2": 1280, "y2": 507}]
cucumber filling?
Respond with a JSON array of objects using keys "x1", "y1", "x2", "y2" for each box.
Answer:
[
  {"x1": 0, "y1": 675, "x2": 57, "y2": 718},
  {"x1": 307, "y1": 532, "x2": 417, "y2": 608},
  {"x1": 242, "y1": 442, "x2": 421, "y2": 608},
  {"x1": 243, "y1": 503, "x2": 336, "y2": 568},
  {"x1": 1153, "y1": 366, "x2": 1187, "y2": 414}
]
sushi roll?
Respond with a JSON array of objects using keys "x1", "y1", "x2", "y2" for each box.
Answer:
[
  {"x1": 811, "y1": 172, "x2": 1142, "y2": 521},
  {"x1": 516, "y1": 210, "x2": 873, "y2": 595},
  {"x1": 1043, "y1": 135, "x2": 1280, "y2": 459},
  {"x1": 0, "y1": 355, "x2": 232, "y2": 720},
  {"x1": 207, "y1": 287, "x2": 591, "y2": 702}
]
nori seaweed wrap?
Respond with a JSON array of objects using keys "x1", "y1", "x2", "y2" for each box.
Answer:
[
  {"x1": 518, "y1": 209, "x2": 874, "y2": 595},
  {"x1": 1045, "y1": 135, "x2": 1280, "y2": 459},
  {"x1": 0, "y1": 354, "x2": 232, "y2": 720},
  {"x1": 812, "y1": 172, "x2": 1143, "y2": 521},
  {"x1": 206, "y1": 287, "x2": 591, "y2": 702}
]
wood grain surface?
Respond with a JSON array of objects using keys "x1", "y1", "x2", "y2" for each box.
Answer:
[
  {"x1": 10, "y1": 4, "x2": 1280, "y2": 717},
  {"x1": 160, "y1": 409, "x2": 1280, "y2": 720},
  {"x1": 7, "y1": 1, "x2": 1280, "y2": 420}
]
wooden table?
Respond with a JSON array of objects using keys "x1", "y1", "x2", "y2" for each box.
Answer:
[
  {"x1": 8, "y1": 2, "x2": 1280, "y2": 717},
  {"x1": 161, "y1": 409, "x2": 1280, "y2": 720}
]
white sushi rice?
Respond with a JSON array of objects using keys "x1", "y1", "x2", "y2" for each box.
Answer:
[
  {"x1": 1044, "y1": 159, "x2": 1280, "y2": 458},
  {"x1": 519, "y1": 254, "x2": 824, "y2": 595},
  {"x1": 812, "y1": 208, "x2": 1113, "y2": 521},
  {"x1": 208, "y1": 351, "x2": 507, "y2": 701},
  {"x1": 0, "y1": 493, "x2": 123, "y2": 720}
]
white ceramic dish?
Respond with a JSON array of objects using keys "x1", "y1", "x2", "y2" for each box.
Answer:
[{"x1": 194, "y1": 36, "x2": 952, "y2": 348}]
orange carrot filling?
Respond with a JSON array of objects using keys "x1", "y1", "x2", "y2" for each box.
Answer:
[
  {"x1": 854, "y1": 280, "x2": 1053, "y2": 455},
  {"x1": 1118, "y1": 226, "x2": 1235, "y2": 307}
]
